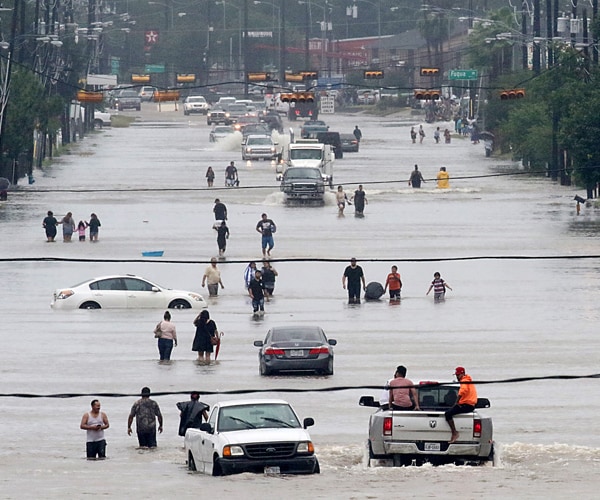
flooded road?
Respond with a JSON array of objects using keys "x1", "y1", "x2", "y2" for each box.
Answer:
[{"x1": 1, "y1": 103, "x2": 600, "y2": 498}]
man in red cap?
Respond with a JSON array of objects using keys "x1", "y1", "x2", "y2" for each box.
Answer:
[{"x1": 444, "y1": 366, "x2": 477, "y2": 444}]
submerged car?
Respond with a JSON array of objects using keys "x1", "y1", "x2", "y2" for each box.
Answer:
[
  {"x1": 253, "y1": 325, "x2": 336, "y2": 375},
  {"x1": 185, "y1": 399, "x2": 320, "y2": 476},
  {"x1": 209, "y1": 125, "x2": 235, "y2": 142},
  {"x1": 340, "y1": 133, "x2": 359, "y2": 152},
  {"x1": 51, "y1": 274, "x2": 207, "y2": 310}
]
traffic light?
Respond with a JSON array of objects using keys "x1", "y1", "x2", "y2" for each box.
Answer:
[
  {"x1": 176, "y1": 73, "x2": 196, "y2": 83},
  {"x1": 284, "y1": 73, "x2": 304, "y2": 83},
  {"x1": 499, "y1": 88, "x2": 526, "y2": 100},
  {"x1": 300, "y1": 71, "x2": 318, "y2": 80},
  {"x1": 363, "y1": 70, "x2": 384, "y2": 79},
  {"x1": 420, "y1": 67, "x2": 440, "y2": 76},
  {"x1": 76, "y1": 91, "x2": 104, "y2": 103},
  {"x1": 247, "y1": 72, "x2": 271, "y2": 82},
  {"x1": 413, "y1": 89, "x2": 441, "y2": 100},
  {"x1": 280, "y1": 92, "x2": 315, "y2": 103},
  {"x1": 131, "y1": 74, "x2": 151, "y2": 83}
]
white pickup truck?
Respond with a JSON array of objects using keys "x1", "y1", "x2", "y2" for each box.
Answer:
[
  {"x1": 185, "y1": 399, "x2": 320, "y2": 476},
  {"x1": 360, "y1": 382, "x2": 494, "y2": 466}
]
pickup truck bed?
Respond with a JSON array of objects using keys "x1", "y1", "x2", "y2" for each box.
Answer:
[{"x1": 360, "y1": 383, "x2": 494, "y2": 466}]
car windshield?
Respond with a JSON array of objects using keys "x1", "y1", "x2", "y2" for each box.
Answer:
[
  {"x1": 215, "y1": 127, "x2": 232, "y2": 133},
  {"x1": 271, "y1": 328, "x2": 323, "y2": 342},
  {"x1": 227, "y1": 104, "x2": 247, "y2": 112},
  {"x1": 217, "y1": 403, "x2": 300, "y2": 432},
  {"x1": 188, "y1": 97, "x2": 206, "y2": 103},
  {"x1": 284, "y1": 168, "x2": 322, "y2": 180},
  {"x1": 248, "y1": 137, "x2": 272, "y2": 145},
  {"x1": 120, "y1": 91, "x2": 138, "y2": 97},
  {"x1": 290, "y1": 149, "x2": 322, "y2": 161}
]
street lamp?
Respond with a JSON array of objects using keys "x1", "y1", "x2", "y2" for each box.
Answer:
[
  {"x1": 253, "y1": 0, "x2": 284, "y2": 82},
  {"x1": 349, "y1": 0, "x2": 381, "y2": 39},
  {"x1": 215, "y1": 1, "x2": 243, "y2": 80}
]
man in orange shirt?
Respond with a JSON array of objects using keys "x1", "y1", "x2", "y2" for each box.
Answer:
[{"x1": 445, "y1": 366, "x2": 478, "y2": 444}]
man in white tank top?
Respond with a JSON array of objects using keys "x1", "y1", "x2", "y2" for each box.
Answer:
[{"x1": 80, "y1": 399, "x2": 110, "y2": 459}]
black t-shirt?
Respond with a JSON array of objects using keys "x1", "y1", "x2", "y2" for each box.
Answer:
[
  {"x1": 256, "y1": 219, "x2": 276, "y2": 237},
  {"x1": 225, "y1": 166, "x2": 237, "y2": 179},
  {"x1": 214, "y1": 202, "x2": 227, "y2": 220},
  {"x1": 248, "y1": 278, "x2": 265, "y2": 300},
  {"x1": 261, "y1": 267, "x2": 276, "y2": 283},
  {"x1": 344, "y1": 265, "x2": 364, "y2": 286}
]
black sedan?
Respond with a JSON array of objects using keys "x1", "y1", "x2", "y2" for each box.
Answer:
[
  {"x1": 254, "y1": 326, "x2": 337, "y2": 376},
  {"x1": 340, "y1": 133, "x2": 359, "y2": 152}
]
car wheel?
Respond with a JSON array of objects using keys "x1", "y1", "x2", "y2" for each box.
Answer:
[
  {"x1": 259, "y1": 359, "x2": 272, "y2": 376},
  {"x1": 212, "y1": 457, "x2": 223, "y2": 476},
  {"x1": 184, "y1": 110, "x2": 189, "y2": 116},
  {"x1": 188, "y1": 452, "x2": 197, "y2": 471},
  {"x1": 169, "y1": 299, "x2": 191, "y2": 309},
  {"x1": 80, "y1": 302, "x2": 101, "y2": 310},
  {"x1": 136, "y1": 106, "x2": 141, "y2": 111},
  {"x1": 324, "y1": 358, "x2": 334, "y2": 376},
  {"x1": 313, "y1": 458, "x2": 320, "y2": 474},
  {"x1": 93, "y1": 119, "x2": 103, "y2": 129},
  {"x1": 392, "y1": 454, "x2": 412, "y2": 467}
]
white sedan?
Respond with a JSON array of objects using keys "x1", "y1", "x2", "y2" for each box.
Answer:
[
  {"x1": 185, "y1": 399, "x2": 320, "y2": 476},
  {"x1": 51, "y1": 274, "x2": 207, "y2": 310}
]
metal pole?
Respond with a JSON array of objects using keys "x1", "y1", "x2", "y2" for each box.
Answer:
[
  {"x1": 304, "y1": 1, "x2": 309, "y2": 68},
  {"x1": 280, "y1": 0, "x2": 286, "y2": 83}
]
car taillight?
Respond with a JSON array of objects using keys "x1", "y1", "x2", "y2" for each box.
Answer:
[
  {"x1": 264, "y1": 347, "x2": 285, "y2": 355},
  {"x1": 308, "y1": 347, "x2": 330, "y2": 355},
  {"x1": 473, "y1": 418, "x2": 482, "y2": 438},
  {"x1": 383, "y1": 417, "x2": 393, "y2": 436}
]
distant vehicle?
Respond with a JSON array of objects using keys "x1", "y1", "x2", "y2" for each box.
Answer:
[
  {"x1": 51, "y1": 274, "x2": 208, "y2": 310},
  {"x1": 232, "y1": 115, "x2": 260, "y2": 132},
  {"x1": 209, "y1": 125, "x2": 235, "y2": 142},
  {"x1": 207, "y1": 106, "x2": 232, "y2": 125},
  {"x1": 261, "y1": 112, "x2": 283, "y2": 133},
  {"x1": 93, "y1": 110, "x2": 111, "y2": 128},
  {"x1": 138, "y1": 86, "x2": 157, "y2": 102},
  {"x1": 112, "y1": 89, "x2": 141, "y2": 111},
  {"x1": 225, "y1": 103, "x2": 249, "y2": 123},
  {"x1": 300, "y1": 121, "x2": 329, "y2": 138},
  {"x1": 241, "y1": 134, "x2": 278, "y2": 161},
  {"x1": 315, "y1": 131, "x2": 343, "y2": 159},
  {"x1": 185, "y1": 399, "x2": 320, "y2": 476},
  {"x1": 357, "y1": 89, "x2": 378, "y2": 105},
  {"x1": 218, "y1": 96, "x2": 237, "y2": 107},
  {"x1": 289, "y1": 99, "x2": 319, "y2": 121},
  {"x1": 183, "y1": 95, "x2": 210, "y2": 115},
  {"x1": 340, "y1": 133, "x2": 359, "y2": 152},
  {"x1": 240, "y1": 122, "x2": 271, "y2": 138},
  {"x1": 254, "y1": 325, "x2": 336, "y2": 375}
]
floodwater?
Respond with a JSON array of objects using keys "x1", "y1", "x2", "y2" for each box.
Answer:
[{"x1": 1, "y1": 104, "x2": 600, "y2": 499}]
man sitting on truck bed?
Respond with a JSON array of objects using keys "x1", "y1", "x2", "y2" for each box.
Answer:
[
  {"x1": 445, "y1": 366, "x2": 478, "y2": 444},
  {"x1": 388, "y1": 366, "x2": 421, "y2": 411}
]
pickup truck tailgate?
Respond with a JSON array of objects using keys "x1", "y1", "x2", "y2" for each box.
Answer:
[{"x1": 390, "y1": 411, "x2": 473, "y2": 441}]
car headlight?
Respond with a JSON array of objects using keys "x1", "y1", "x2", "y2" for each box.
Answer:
[
  {"x1": 296, "y1": 441, "x2": 314, "y2": 454},
  {"x1": 223, "y1": 445, "x2": 245, "y2": 457},
  {"x1": 187, "y1": 293, "x2": 203, "y2": 302},
  {"x1": 56, "y1": 289, "x2": 74, "y2": 300}
]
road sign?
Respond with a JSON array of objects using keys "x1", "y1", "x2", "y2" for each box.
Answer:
[
  {"x1": 448, "y1": 69, "x2": 478, "y2": 80},
  {"x1": 320, "y1": 95, "x2": 335, "y2": 114},
  {"x1": 144, "y1": 64, "x2": 165, "y2": 73}
]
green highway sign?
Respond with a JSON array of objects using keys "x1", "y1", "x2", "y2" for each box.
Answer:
[
  {"x1": 144, "y1": 64, "x2": 166, "y2": 73},
  {"x1": 449, "y1": 69, "x2": 478, "y2": 80}
]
